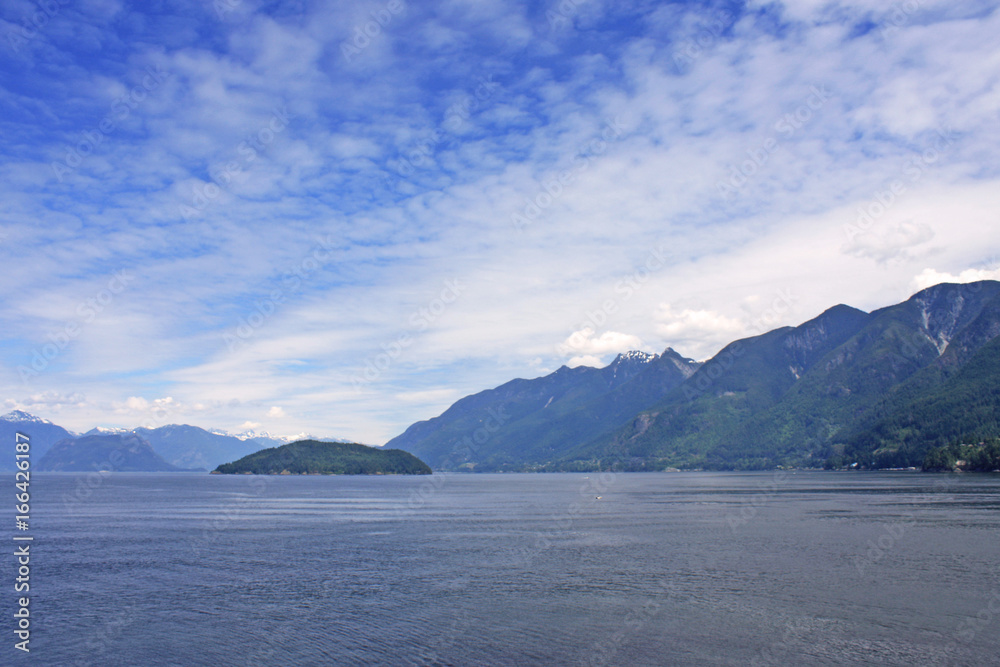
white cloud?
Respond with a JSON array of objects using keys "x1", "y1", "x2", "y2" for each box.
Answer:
[
  {"x1": 566, "y1": 355, "x2": 605, "y2": 369},
  {"x1": 2, "y1": 2, "x2": 999, "y2": 444},
  {"x1": 912, "y1": 265, "x2": 1000, "y2": 291},
  {"x1": 556, "y1": 328, "x2": 646, "y2": 362},
  {"x1": 393, "y1": 389, "x2": 459, "y2": 404},
  {"x1": 6, "y1": 392, "x2": 88, "y2": 412},
  {"x1": 842, "y1": 220, "x2": 936, "y2": 264},
  {"x1": 267, "y1": 406, "x2": 286, "y2": 418},
  {"x1": 654, "y1": 304, "x2": 746, "y2": 360},
  {"x1": 109, "y1": 396, "x2": 187, "y2": 427}
]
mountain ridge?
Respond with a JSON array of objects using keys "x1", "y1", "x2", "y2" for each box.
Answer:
[
  {"x1": 37, "y1": 433, "x2": 192, "y2": 473},
  {"x1": 1, "y1": 413, "x2": 348, "y2": 472},
  {"x1": 8, "y1": 280, "x2": 1000, "y2": 473},
  {"x1": 388, "y1": 281, "x2": 1000, "y2": 471}
]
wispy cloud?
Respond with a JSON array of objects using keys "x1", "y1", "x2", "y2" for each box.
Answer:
[{"x1": 1, "y1": 0, "x2": 999, "y2": 442}]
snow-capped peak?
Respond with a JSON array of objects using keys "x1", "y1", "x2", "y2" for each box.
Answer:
[
  {"x1": 237, "y1": 429, "x2": 272, "y2": 441},
  {"x1": 84, "y1": 426, "x2": 134, "y2": 436},
  {"x1": 209, "y1": 427, "x2": 344, "y2": 443},
  {"x1": 1, "y1": 410, "x2": 52, "y2": 424},
  {"x1": 605, "y1": 350, "x2": 659, "y2": 381},
  {"x1": 273, "y1": 432, "x2": 349, "y2": 444},
  {"x1": 206, "y1": 427, "x2": 270, "y2": 440},
  {"x1": 614, "y1": 350, "x2": 658, "y2": 365}
]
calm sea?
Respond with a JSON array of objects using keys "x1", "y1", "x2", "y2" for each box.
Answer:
[{"x1": 3, "y1": 472, "x2": 999, "y2": 666}]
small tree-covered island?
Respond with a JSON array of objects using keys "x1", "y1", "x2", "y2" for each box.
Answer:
[{"x1": 212, "y1": 440, "x2": 432, "y2": 475}]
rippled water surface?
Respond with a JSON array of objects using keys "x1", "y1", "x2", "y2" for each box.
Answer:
[{"x1": 5, "y1": 472, "x2": 1000, "y2": 666}]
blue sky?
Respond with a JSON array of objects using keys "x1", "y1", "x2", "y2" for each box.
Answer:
[{"x1": 2, "y1": 0, "x2": 999, "y2": 443}]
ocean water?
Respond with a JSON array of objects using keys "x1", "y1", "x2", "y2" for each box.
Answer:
[{"x1": 3, "y1": 471, "x2": 1000, "y2": 666}]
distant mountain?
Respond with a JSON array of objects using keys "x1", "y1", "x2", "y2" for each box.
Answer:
[
  {"x1": 213, "y1": 440, "x2": 431, "y2": 475},
  {"x1": 37, "y1": 434, "x2": 191, "y2": 472},
  {"x1": 389, "y1": 281, "x2": 1000, "y2": 471},
  {"x1": 132, "y1": 424, "x2": 285, "y2": 471},
  {"x1": 133, "y1": 425, "x2": 349, "y2": 470},
  {"x1": 13, "y1": 280, "x2": 1000, "y2": 473},
  {"x1": 83, "y1": 426, "x2": 133, "y2": 436},
  {"x1": 385, "y1": 348, "x2": 701, "y2": 470},
  {"x1": 0, "y1": 410, "x2": 76, "y2": 469},
  {"x1": 1, "y1": 411, "x2": 347, "y2": 472},
  {"x1": 210, "y1": 427, "x2": 348, "y2": 444}
]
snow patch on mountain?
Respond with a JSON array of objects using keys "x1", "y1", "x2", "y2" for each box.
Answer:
[
  {"x1": 607, "y1": 350, "x2": 658, "y2": 382},
  {"x1": 84, "y1": 426, "x2": 134, "y2": 436},
  {"x1": 1, "y1": 410, "x2": 53, "y2": 424},
  {"x1": 616, "y1": 350, "x2": 658, "y2": 365},
  {"x1": 210, "y1": 428, "x2": 348, "y2": 444}
]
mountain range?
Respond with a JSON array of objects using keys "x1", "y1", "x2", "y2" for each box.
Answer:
[
  {"x1": 8, "y1": 280, "x2": 1000, "y2": 473},
  {"x1": 0, "y1": 411, "x2": 346, "y2": 472},
  {"x1": 37, "y1": 433, "x2": 191, "y2": 473},
  {"x1": 387, "y1": 281, "x2": 1000, "y2": 471}
]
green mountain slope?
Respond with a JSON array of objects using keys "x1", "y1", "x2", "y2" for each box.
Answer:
[
  {"x1": 213, "y1": 440, "x2": 432, "y2": 475},
  {"x1": 389, "y1": 280, "x2": 1000, "y2": 471},
  {"x1": 716, "y1": 282, "x2": 1000, "y2": 466},
  {"x1": 577, "y1": 282, "x2": 1000, "y2": 470},
  {"x1": 385, "y1": 350, "x2": 700, "y2": 470},
  {"x1": 568, "y1": 303, "x2": 871, "y2": 469},
  {"x1": 842, "y1": 334, "x2": 1000, "y2": 467}
]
